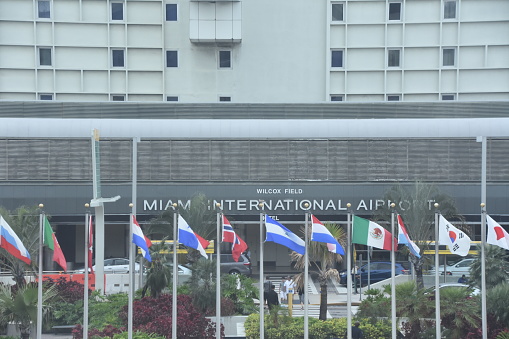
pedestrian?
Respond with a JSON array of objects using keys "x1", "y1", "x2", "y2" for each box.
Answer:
[
  {"x1": 352, "y1": 266, "x2": 360, "y2": 294},
  {"x1": 284, "y1": 276, "x2": 295, "y2": 304},
  {"x1": 458, "y1": 274, "x2": 468, "y2": 284},
  {"x1": 342, "y1": 321, "x2": 364, "y2": 339},
  {"x1": 279, "y1": 277, "x2": 287, "y2": 304},
  {"x1": 266, "y1": 284, "x2": 279, "y2": 311},
  {"x1": 298, "y1": 285, "x2": 304, "y2": 310}
]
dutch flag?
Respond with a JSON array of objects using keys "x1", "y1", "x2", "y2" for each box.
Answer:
[
  {"x1": 131, "y1": 215, "x2": 152, "y2": 262},
  {"x1": 310, "y1": 214, "x2": 345, "y2": 255}
]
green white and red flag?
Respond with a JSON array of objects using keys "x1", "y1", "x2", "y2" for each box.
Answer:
[{"x1": 352, "y1": 216, "x2": 396, "y2": 251}]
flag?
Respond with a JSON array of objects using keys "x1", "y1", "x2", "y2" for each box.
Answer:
[
  {"x1": 352, "y1": 216, "x2": 396, "y2": 251},
  {"x1": 0, "y1": 216, "x2": 31, "y2": 264},
  {"x1": 222, "y1": 215, "x2": 235, "y2": 243},
  {"x1": 438, "y1": 215, "x2": 471, "y2": 256},
  {"x1": 43, "y1": 217, "x2": 67, "y2": 271},
  {"x1": 131, "y1": 215, "x2": 152, "y2": 262},
  {"x1": 195, "y1": 233, "x2": 210, "y2": 252},
  {"x1": 222, "y1": 215, "x2": 248, "y2": 261},
  {"x1": 178, "y1": 215, "x2": 208, "y2": 258},
  {"x1": 265, "y1": 215, "x2": 305, "y2": 255},
  {"x1": 397, "y1": 215, "x2": 421, "y2": 258},
  {"x1": 311, "y1": 214, "x2": 345, "y2": 254},
  {"x1": 88, "y1": 215, "x2": 94, "y2": 274},
  {"x1": 487, "y1": 215, "x2": 509, "y2": 250}
]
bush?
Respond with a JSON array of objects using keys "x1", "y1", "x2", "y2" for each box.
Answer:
[{"x1": 112, "y1": 333, "x2": 166, "y2": 339}]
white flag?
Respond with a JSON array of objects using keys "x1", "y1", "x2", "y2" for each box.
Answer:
[
  {"x1": 487, "y1": 215, "x2": 509, "y2": 250},
  {"x1": 438, "y1": 215, "x2": 471, "y2": 256}
]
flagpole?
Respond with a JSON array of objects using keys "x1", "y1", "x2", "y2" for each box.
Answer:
[
  {"x1": 434, "y1": 204, "x2": 441, "y2": 339},
  {"x1": 128, "y1": 204, "x2": 134, "y2": 339},
  {"x1": 259, "y1": 201, "x2": 265, "y2": 339},
  {"x1": 390, "y1": 203, "x2": 396, "y2": 339},
  {"x1": 480, "y1": 135, "x2": 488, "y2": 339},
  {"x1": 215, "y1": 205, "x2": 222, "y2": 339},
  {"x1": 37, "y1": 204, "x2": 44, "y2": 339},
  {"x1": 346, "y1": 203, "x2": 352, "y2": 339},
  {"x1": 84, "y1": 205, "x2": 90, "y2": 339},
  {"x1": 172, "y1": 205, "x2": 178, "y2": 339},
  {"x1": 303, "y1": 210, "x2": 309, "y2": 339}
]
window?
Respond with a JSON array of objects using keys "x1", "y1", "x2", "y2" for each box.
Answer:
[
  {"x1": 389, "y1": 2, "x2": 401, "y2": 21},
  {"x1": 112, "y1": 50, "x2": 124, "y2": 67},
  {"x1": 38, "y1": 0, "x2": 50, "y2": 18},
  {"x1": 112, "y1": 95, "x2": 125, "y2": 101},
  {"x1": 39, "y1": 94, "x2": 53, "y2": 100},
  {"x1": 219, "y1": 96, "x2": 231, "y2": 102},
  {"x1": 166, "y1": 4, "x2": 177, "y2": 21},
  {"x1": 443, "y1": 48, "x2": 455, "y2": 66},
  {"x1": 330, "y1": 95, "x2": 343, "y2": 102},
  {"x1": 111, "y1": 3, "x2": 123, "y2": 20},
  {"x1": 166, "y1": 51, "x2": 178, "y2": 67},
  {"x1": 387, "y1": 95, "x2": 400, "y2": 101},
  {"x1": 219, "y1": 51, "x2": 231, "y2": 68},
  {"x1": 39, "y1": 48, "x2": 52, "y2": 66},
  {"x1": 167, "y1": 96, "x2": 178, "y2": 102},
  {"x1": 331, "y1": 50, "x2": 343, "y2": 68},
  {"x1": 442, "y1": 94, "x2": 455, "y2": 100},
  {"x1": 331, "y1": 3, "x2": 344, "y2": 22},
  {"x1": 444, "y1": 1, "x2": 456, "y2": 19},
  {"x1": 388, "y1": 49, "x2": 400, "y2": 67}
]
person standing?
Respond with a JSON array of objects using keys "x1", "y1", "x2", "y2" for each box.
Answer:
[
  {"x1": 284, "y1": 276, "x2": 295, "y2": 301},
  {"x1": 279, "y1": 277, "x2": 287, "y2": 304},
  {"x1": 266, "y1": 284, "x2": 279, "y2": 311},
  {"x1": 298, "y1": 285, "x2": 305, "y2": 310},
  {"x1": 349, "y1": 321, "x2": 364, "y2": 339}
]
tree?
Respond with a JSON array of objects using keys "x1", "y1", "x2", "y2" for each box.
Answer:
[
  {"x1": 0, "y1": 205, "x2": 41, "y2": 287},
  {"x1": 372, "y1": 181, "x2": 464, "y2": 289},
  {"x1": 147, "y1": 193, "x2": 216, "y2": 264},
  {"x1": 290, "y1": 222, "x2": 345, "y2": 320},
  {"x1": 469, "y1": 244, "x2": 509, "y2": 290},
  {"x1": 187, "y1": 258, "x2": 217, "y2": 314},
  {"x1": 0, "y1": 283, "x2": 58, "y2": 339},
  {"x1": 141, "y1": 240, "x2": 172, "y2": 298}
]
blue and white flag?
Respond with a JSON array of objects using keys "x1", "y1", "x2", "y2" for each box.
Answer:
[
  {"x1": 265, "y1": 215, "x2": 305, "y2": 255},
  {"x1": 311, "y1": 214, "x2": 345, "y2": 255},
  {"x1": 178, "y1": 215, "x2": 208, "y2": 258}
]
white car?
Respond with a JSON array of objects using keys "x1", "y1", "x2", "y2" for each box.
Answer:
[
  {"x1": 438, "y1": 283, "x2": 480, "y2": 296},
  {"x1": 75, "y1": 258, "x2": 140, "y2": 274},
  {"x1": 429, "y1": 258, "x2": 474, "y2": 276}
]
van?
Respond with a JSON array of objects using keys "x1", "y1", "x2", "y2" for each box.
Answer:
[{"x1": 212, "y1": 253, "x2": 252, "y2": 276}]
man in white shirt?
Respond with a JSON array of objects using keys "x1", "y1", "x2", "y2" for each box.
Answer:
[{"x1": 283, "y1": 276, "x2": 295, "y2": 303}]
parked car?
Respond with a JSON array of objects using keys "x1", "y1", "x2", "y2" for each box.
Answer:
[
  {"x1": 75, "y1": 258, "x2": 140, "y2": 274},
  {"x1": 427, "y1": 283, "x2": 480, "y2": 297},
  {"x1": 339, "y1": 262, "x2": 409, "y2": 286},
  {"x1": 211, "y1": 253, "x2": 252, "y2": 276},
  {"x1": 429, "y1": 258, "x2": 474, "y2": 276}
]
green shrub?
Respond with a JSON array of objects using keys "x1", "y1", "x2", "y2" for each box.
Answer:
[{"x1": 112, "y1": 332, "x2": 166, "y2": 339}]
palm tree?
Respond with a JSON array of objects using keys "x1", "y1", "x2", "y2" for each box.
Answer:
[
  {"x1": 141, "y1": 240, "x2": 172, "y2": 298},
  {"x1": 0, "y1": 283, "x2": 58, "y2": 339},
  {"x1": 372, "y1": 181, "x2": 464, "y2": 289},
  {"x1": 0, "y1": 205, "x2": 41, "y2": 287},
  {"x1": 290, "y1": 222, "x2": 346, "y2": 320},
  {"x1": 469, "y1": 244, "x2": 509, "y2": 289},
  {"x1": 187, "y1": 258, "x2": 216, "y2": 314}
]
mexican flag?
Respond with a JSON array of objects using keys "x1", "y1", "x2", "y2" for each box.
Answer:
[
  {"x1": 352, "y1": 216, "x2": 396, "y2": 251},
  {"x1": 44, "y1": 217, "x2": 67, "y2": 271}
]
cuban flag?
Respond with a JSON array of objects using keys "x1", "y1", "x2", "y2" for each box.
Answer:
[
  {"x1": 178, "y1": 215, "x2": 208, "y2": 258},
  {"x1": 131, "y1": 215, "x2": 152, "y2": 262},
  {"x1": 311, "y1": 214, "x2": 345, "y2": 255},
  {"x1": 222, "y1": 215, "x2": 235, "y2": 243},
  {"x1": 0, "y1": 216, "x2": 31, "y2": 265},
  {"x1": 397, "y1": 215, "x2": 421, "y2": 258},
  {"x1": 265, "y1": 215, "x2": 305, "y2": 255}
]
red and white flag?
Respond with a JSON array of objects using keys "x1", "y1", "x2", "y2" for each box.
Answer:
[
  {"x1": 487, "y1": 215, "x2": 509, "y2": 250},
  {"x1": 222, "y1": 215, "x2": 247, "y2": 262}
]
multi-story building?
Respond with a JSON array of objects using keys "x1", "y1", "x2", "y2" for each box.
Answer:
[{"x1": 0, "y1": 0, "x2": 508, "y2": 103}]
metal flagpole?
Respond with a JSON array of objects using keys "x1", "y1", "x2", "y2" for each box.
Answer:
[
  {"x1": 346, "y1": 203, "x2": 352, "y2": 339},
  {"x1": 172, "y1": 205, "x2": 178, "y2": 339},
  {"x1": 434, "y1": 204, "x2": 441, "y2": 339},
  {"x1": 128, "y1": 205, "x2": 135, "y2": 339},
  {"x1": 83, "y1": 207, "x2": 90, "y2": 339},
  {"x1": 480, "y1": 135, "x2": 488, "y2": 339},
  {"x1": 390, "y1": 203, "x2": 396, "y2": 339},
  {"x1": 216, "y1": 205, "x2": 222, "y2": 339},
  {"x1": 304, "y1": 211, "x2": 309, "y2": 339},
  {"x1": 37, "y1": 205, "x2": 44, "y2": 339},
  {"x1": 259, "y1": 201, "x2": 265, "y2": 339}
]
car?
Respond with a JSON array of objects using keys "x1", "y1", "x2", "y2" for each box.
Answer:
[
  {"x1": 75, "y1": 258, "x2": 140, "y2": 274},
  {"x1": 211, "y1": 253, "x2": 252, "y2": 276},
  {"x1": 339, "y1": 262, "x2": 409, "y2": 286},
  {"x1": 429, "y1": 258, "x2": 474, "y2": 276},
  {"x1": 427, "y1": 283, "x2": 480, "y2": 297}
]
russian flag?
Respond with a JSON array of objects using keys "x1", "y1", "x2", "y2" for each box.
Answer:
[
  {"x1": 131, "y1": 215, "x2": 152, "y2": 262},
  {"x1": 397, "y1": 215, "x2": 421, "y2": 258},
  {"x1": 178, "y1": 215, "x2": 208, "y2": 258},
  {"x1": 0, "y1": 216, "x2": 31, "y2": 265},
  {"x1": 310, "y1": 214, "x2": 345, "y2": 255}
]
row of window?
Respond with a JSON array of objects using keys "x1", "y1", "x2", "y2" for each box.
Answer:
[
  {"x1": 37, "y1": 48, "x2": 232, "y2": 68},
  {"x1": 37, "y1": 1, "x2": 179, "y2": 21},
  {"x1": 330, "y1": 94, "x2": 455, "y2": 101},
  {"x1": 331, "y1": 48, "x2": 456, "y2": 68},
  {"x1": 331, "y1": 0, "x2": 457, "y2": 22},
  {"x1": 36, "y1": 94, "x2": 232, "y2": 102}
]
